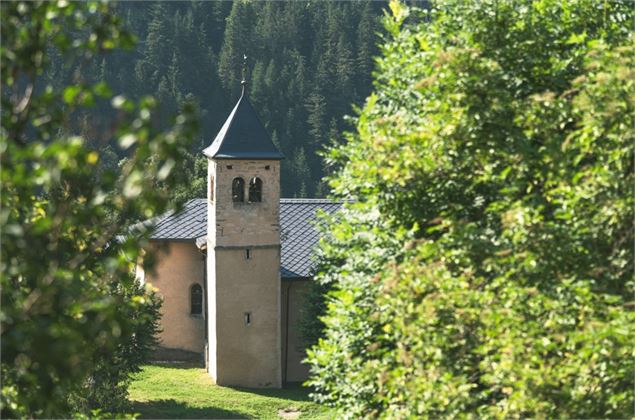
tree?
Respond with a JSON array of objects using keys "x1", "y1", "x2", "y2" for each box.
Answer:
[
  {"x1": 354, "y1": 2, "x2": 379, "y2": 102},
  {"x1": 1, "y1": 1, "x2": 198, "y2": 417},
  {"x1": 306, "y1": 0, "x2": 634, "y2": 417},
  {"x1": 305, "y1": 92, "x2": 327, "y2": 146},
  {"x1": 290, "y1": 147, "x2": 311, "y2": 198},
  {"x1": 218, "y1": 1, "x2": 255, "y2": 98},
  {"x1": 134, "y1": 2, "x2": 171, "y2": 88}
]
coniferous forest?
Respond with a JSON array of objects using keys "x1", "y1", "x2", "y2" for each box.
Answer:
[{"x1": 45, "y1": 1, "x2": 385, "y2": 200}]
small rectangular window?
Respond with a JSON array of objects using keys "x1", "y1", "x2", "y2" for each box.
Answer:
[
  {"x1": 244, "y1": 312, "x2": 251, "y2": 326},
  {"x1": 245, "y1": 249, "x2": 251, "y2": 259},
  {"x1": 265, "y1": 165, "x2": 270, "y2": 170},
  {"x1": 226, "y1": 165, "x2": 233, "y2": 170}
]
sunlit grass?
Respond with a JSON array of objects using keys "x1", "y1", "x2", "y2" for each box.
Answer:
[{"x1": 128, "y1": 363, "x2": 331, "y2": 419}]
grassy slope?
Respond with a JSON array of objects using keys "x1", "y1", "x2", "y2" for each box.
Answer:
[{"x1": 128, "y1": 364, "x2": 332, "y2": 419}]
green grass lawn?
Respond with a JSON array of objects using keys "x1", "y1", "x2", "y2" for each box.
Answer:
[{"x1": 128, "y1": 363, "x2": 332, "y2": 419}]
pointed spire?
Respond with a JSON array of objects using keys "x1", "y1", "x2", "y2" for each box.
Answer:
[{"x1": 202, "y1": 72, "x2": 284, "y2": 160}]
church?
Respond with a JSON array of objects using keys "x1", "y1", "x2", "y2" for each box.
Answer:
[{"x1": 135, "y1": 88, "x2": 340, "y2": 388}]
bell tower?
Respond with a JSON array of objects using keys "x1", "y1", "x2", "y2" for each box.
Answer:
[{"x1": 203, "y1": 87, "x2": 284, "y2": 387}]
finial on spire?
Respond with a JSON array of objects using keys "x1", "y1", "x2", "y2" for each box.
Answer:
[{"x1": 241, "y1": 54, "x2": 248, "y2": 95}]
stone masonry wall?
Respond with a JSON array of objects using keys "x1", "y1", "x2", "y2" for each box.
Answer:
[{"x1": 208, "y1": 159, "x2": 280, "y2": 248}]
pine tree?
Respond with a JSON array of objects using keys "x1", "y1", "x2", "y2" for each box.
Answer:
[
  {"x1": 250, "y1": 60, "x2": 267, "y2": 108},
  {"x1": 305, "y1": 92, "x2": 327, "y2": 146},
  {"x1": 166, "y1": 51, "x2": 182, "y2": 107},
  {"x1": 291, "y1": 147, "x2": 311, "y2": 197},
  {"x1": 136, "y1": 2, "x2": 172, "y2": 88},
  {"x1": 355, "y1": 2, "x2": 379, "y2": 101},
  {"x1": 218, "y1": 1, "x2": 255, "y2": 97}
]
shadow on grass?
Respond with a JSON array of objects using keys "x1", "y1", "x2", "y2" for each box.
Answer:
[
  {"x1": 227, "y1": 382, "x2": 313, "y2": 403},
  {"x1": 132, "y1": 399, "x2": 246, "y2": 419},
  {"x1": 146, "y1": 360, "x2": 205, "y2": 369}
]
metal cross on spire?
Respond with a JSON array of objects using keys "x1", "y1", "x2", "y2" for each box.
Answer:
[{"x1": 241, "y1": 54, "x2": 248, "y2": 95}]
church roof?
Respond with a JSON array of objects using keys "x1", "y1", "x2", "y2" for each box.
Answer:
[
  {"x1": 149, "y1": 199, "x2": 207, "y2": 241},
  {"x1": 279, "y1": 199, "x2": 341, "y2": 278},
  {"x1": 202, "y1": 92, "x2": 284, "y2": 160},
  {"x1": 148, "y1": 198, "x2": 342, "y2": 279}
]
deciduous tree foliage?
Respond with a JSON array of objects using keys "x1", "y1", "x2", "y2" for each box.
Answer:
[
  {"x1": 306, "y1": 1, "x2": 634, "y2": 417},
  {"x1": 1, "y1": 1, "x2": 197, "y2": 417}
]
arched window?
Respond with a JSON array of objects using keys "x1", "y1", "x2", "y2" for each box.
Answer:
[
  {"x1": 232, "y1": 177, "x2": 245, "y2": 202},
  {"x1": 248, "y1": 177, "x2": 262, "y2": 202},
  {"x1": 190, "y1": 284, "x2": 203, "y2": 315}
]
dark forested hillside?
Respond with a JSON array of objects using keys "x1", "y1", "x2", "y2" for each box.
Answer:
[{"x1": 45, "y1": 1, "x2": 385, "y2": 199}]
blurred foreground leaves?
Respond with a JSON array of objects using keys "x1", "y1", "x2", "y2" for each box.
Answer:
[{"x1": 1, "y1": 1, "x2": 198, "y2": 417}]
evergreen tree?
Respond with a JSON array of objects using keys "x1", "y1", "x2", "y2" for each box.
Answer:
[
  {"x1": 305, "y1": 92, "x2": 327, "y2": 146},
  {"x1": 218, "y1": 1, "x2": 255, "y2": 97},
  {"x1": 290, "y1": 147, "x2": 311, "y2": 197},
  {"x1": 135, "y1": 2, "x2": 172, "y2": 89}
]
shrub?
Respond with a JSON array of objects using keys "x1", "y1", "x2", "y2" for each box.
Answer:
[{"x1": 67, "y1": 278, "x2": 162, "y2": 415}]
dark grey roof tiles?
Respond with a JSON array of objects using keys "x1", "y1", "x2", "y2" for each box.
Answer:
[
  {"x1": 150, "y1": 199, "x2": 207, "y2": 241},
  {"x1": 202, "y1": 92, "x2": 284, "y2": 160},
  {"x1": 279, "y1": 199, "x2": 341, "y2": 278},
  {"x1": 148, "y1": 198, "x2": 341, "y2": 278}
]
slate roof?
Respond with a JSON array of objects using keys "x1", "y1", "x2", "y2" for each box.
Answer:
[
  {"x1": 150, "y1": 199, "x2": 207, "y2": 241},
  {"x1": 149, "y1": 198, "x2": 342, "y2": 278},
  {"x1": 202, "y1": 91, "x2": 284, "y2": 160},
  {"x1": 279, "y1": 199, "x2": 341, "y2": 278}
]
